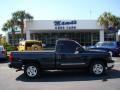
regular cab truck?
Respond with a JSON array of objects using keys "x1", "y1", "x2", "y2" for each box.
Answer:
[{"x1": 9, "y1": 39, "x2": 114, "y2": 78}]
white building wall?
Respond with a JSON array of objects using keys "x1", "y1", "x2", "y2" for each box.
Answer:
[
  {"x1": 25, "y1": 20, "x2": 103, "y2": 31},
  {"x1": 100, "y1": 29, "x2": 104, "y2": 42},
  {"x1": 26, "y1": 30, "x2": 30, "y2": 40},
  {"x1": 25, "y1": 20, "x2": 104, "y2": 41}
]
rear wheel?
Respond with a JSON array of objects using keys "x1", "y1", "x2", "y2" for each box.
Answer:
[
  {"x1": 24, "y1": 63, "x2": 40, "y2": 78},
  {"x1": 31, "y1": 44, "x2": 40, "y2": 51},
  {"x1": 90, "y1": 61, "x2": 105, "y2": 75}
]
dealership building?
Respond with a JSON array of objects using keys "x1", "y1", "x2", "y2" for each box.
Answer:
[{"x1": 8, "y1": 20, "x2": 119, "y2": 47}]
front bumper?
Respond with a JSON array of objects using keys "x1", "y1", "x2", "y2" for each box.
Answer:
[{"x1": 107, "y1": 60, "x2": 114, "y2": 69}]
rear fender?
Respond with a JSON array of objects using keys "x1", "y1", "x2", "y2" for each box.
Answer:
[{"x1": 22, "y1": 59, "x2": 41, "y2": 68}]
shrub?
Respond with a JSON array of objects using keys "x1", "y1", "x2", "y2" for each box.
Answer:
[
  {"x1": 6, "y1": 45, "x2": 17, "y2": 51},
  {"x1": 3, "y1": 43, "x2": 17, "y2": 51}
]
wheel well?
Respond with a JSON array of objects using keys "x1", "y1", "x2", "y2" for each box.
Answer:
[
  {"x1": 22, "y1": 60, "x2": 41, "y2": 68},
  {"x1": 89, "y1": 58, "x2": 107, "y2": 67}
]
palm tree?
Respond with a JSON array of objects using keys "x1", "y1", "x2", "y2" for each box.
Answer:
[
  {"x1": 114, "y1": 17, "x2": 120, "y2": 30},
  {"x1": 12, "y1": 10, "x2": 33, "y2": 40},
  {"x1": 2, "y1": 19, "x2": 16, "y2": 45},
  {"x1": 98, "y1": 12, "x2": 120, "y2": 31}
]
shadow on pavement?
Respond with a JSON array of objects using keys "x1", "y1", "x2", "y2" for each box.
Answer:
[
  {"x1": 0, "y1": 60, "x2": 9, "y2": 63},
  {"x1": 16, "y1": 69, "x2": 120, "y2": 82}
]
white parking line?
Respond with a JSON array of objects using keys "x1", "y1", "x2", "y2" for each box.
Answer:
[
  {"x1": 0, "y1": 67, "x2": 9, "y2": 69},
  {"x1": 112, "y1": 57, "x2": 120, "y2": 61},
  {"x1": 112, "y1": 58, "x2": 119, "y2": 61},
  {"x1": 114, "y1": 62, "x2": 120, "y2": 65}
]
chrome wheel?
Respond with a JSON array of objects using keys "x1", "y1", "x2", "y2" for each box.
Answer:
[
  {"x1": 93, "y1": 64, "x2": 103, "y2": 75},
  {"x1": 26, "y1": 66, "x2": 38, "y2": 77}
]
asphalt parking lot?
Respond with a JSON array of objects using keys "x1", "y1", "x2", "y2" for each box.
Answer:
[{"x1": 0, "y1": 57, "x2": 120, "y2": 90}]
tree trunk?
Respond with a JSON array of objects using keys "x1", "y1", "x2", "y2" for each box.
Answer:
[
  {"x1": 20, "y1": 20, "x2": 24, "y2": 40},
  {"x1": 12, "y1": 28, "x2": 15, "y2": 46},
  {"x1": 21, "y1": 26, "x2": 24, "y2": 40}
]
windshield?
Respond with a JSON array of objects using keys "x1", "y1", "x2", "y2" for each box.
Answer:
[{"x1": 95, "y1": 42, "x2": 116, "y2": 48}]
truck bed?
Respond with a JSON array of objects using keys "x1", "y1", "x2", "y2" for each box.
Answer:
[
  {"x1": 11, "y1": 50, "x2": 56, "y2": 69},
  {"x1": 11, "y1": 50, "x2": 55, "y2": 59}
]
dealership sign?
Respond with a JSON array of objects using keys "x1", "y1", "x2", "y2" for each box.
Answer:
[{"x1": 54, "y1": 20, "x2": 77, "y2": 30}]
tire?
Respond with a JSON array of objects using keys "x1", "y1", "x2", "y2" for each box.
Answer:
[
  {"x1": 31, "y1": 44, "x2": 40, "y2": 51},
  {"x1": 24, "y1": 63, "x2": 40, "y2": 78},
  {"x1": 89, "y1": 61, "x2": 105, "y2": 76}
]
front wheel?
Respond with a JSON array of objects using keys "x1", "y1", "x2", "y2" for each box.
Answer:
[
  {"x1": 89, "y1": 61, "x2": 105, "y2": 75},
  {"x1": 24, "y1": 63, "x2": 40, "y2": 78}
]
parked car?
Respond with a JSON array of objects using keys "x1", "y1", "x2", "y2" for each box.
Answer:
[
  {"x1": 88, "y1": 41, "x2": 120, "y2": 56},
  {"x1": 9, "y1": 39, "x2": 114, "y2": 78},
  {"x1": 0, "y1": 45, "x2": 7, "y2": 60}
]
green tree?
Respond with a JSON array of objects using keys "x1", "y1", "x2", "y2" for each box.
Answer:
[
  {"x1": 98, "y1": 12, "x2": 120, "y2": 31},
  {"x1": 12, "y1": 10, "x2": 33, "y2": 40},
  {"x1": 2, "y1": 19, "x2": 17, "y2": 45},
  {"x1": 1, "y1": 36, "x2": 7, "y2": 45}
]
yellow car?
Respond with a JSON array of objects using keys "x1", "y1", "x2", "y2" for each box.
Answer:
[{"x1": 17, "y1": 40, "x2": 42, "y2": 51}]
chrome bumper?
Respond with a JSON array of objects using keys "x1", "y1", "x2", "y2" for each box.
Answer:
[{"x1": 107, "y1": 60, "x2": 114, "y2": 69}]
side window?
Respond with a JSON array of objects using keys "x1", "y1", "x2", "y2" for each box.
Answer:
[
  {"x1": 56, "y1": 40, "x2": 81, "y2": 53},
  {"x1": 63, "y1": 41, "x2": 75, "y2": 53}
]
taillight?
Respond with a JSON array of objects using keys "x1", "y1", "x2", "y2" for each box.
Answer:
[{"x1": 9, "y1": 52, "x2": 13, "y2": 63}]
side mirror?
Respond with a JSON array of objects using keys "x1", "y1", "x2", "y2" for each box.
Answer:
[
  {"x1": 75, "y1": 47, "x2": 84, "y2": 54},
  {"x1": 75, "y1": 47, "x2": 80, "y2": 54},
  {"x1": 76, "y1": 47, "x2": 80, "y2": 51}
]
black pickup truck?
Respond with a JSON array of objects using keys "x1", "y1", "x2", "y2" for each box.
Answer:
[{"x1": 9, "y1": 39, "x2": 114, "y2": 78}]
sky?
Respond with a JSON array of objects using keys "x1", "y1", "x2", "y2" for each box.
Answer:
[{"x1": 0, "y1": 0, "x2": 120, "y2": 36}]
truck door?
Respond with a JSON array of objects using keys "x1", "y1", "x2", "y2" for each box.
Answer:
[{"x1": 56, "y1": 40, "x2": 86, "y2": 69}]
